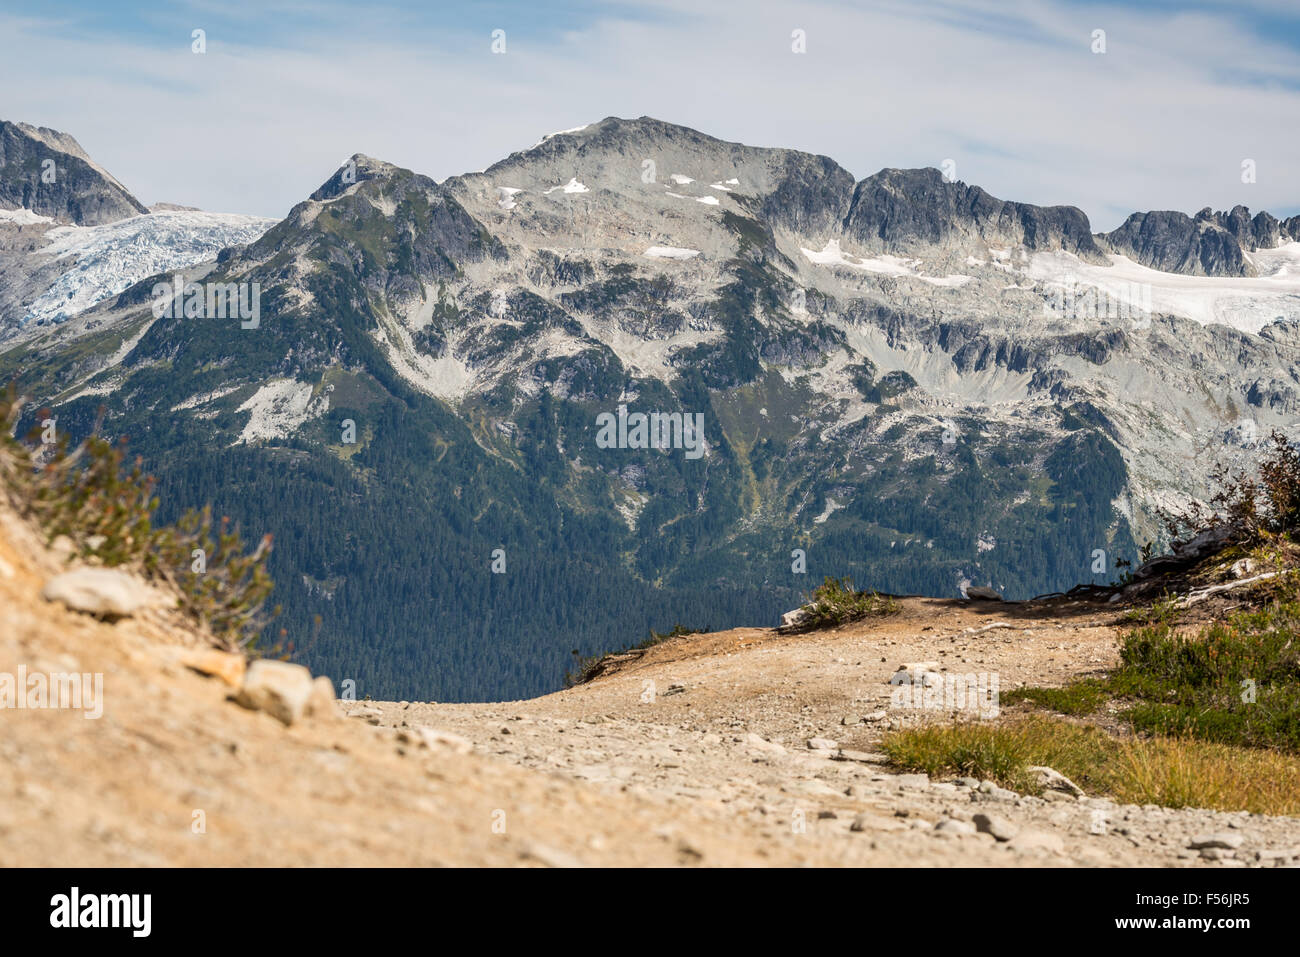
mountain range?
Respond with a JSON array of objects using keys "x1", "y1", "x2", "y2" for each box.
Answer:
[{"x1": 2, "y1": 114, "x2": 1297, "y2": 701}]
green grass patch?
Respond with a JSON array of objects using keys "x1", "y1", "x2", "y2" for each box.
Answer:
[
  {"x1": 1015, "y1": 584, "x2": 1300, "y2": 751},
  {"x1": 882, "y1": 716, "x2": 1300, "y2": 815},
  {"x1": 1002, "y1": 679, "x2": 1109, "y2": 716}
]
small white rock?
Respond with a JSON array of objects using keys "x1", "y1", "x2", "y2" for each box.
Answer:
[
  {"x1": 1027, "y1": 765, "x2": 1085, "y2": 797},
  {"x1": 935, "y1": 818, "x2": 977, "y2": 835}
]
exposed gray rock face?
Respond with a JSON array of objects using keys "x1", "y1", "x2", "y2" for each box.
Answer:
[
  {"x1": 1227, "y1": 206, "x2": 1284, "y2": 251},
  {"x1": 844, "y1": 167, "x2": 1105, "y2": 261},
  {"x1": 463, "y1": 115, "x2": 860, "y2": 241},
  {"x1": 0, "y1": 120, "x2": 148, "y2": 225},
  {"x1": 1103, "y1": 205, "x2": 1299, "y2": 277},
  {"x1": 1104, "y1": 209, "x2": 1245, "y2": 276},
  {"x1": 760, "y1": 152, "x2": 856, "y2": 238}
]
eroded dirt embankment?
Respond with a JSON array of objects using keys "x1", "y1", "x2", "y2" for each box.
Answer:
[{"x1": 5, "y1": 499, "x2": 1300, "y2": 867}]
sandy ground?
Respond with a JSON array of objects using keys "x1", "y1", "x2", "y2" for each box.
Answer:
[{"x1": 3, "y1": 500, "x2": 1300, "y2": 867}]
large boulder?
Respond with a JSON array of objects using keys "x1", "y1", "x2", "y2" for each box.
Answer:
[
  {"x1": 231, "y1": 660, "x2": 314, "y2": 726},
  {"x1": 41, "y1": 567, "x2": 171, "y2": 618}
]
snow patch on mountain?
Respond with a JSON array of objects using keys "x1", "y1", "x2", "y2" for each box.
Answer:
[
  {"x1": 1025, "y1": 248, "x2": 1300, "y2": 334},
  {"x1": 644, "y1": 245, "x2": 700, "y2": 259},
  {"x1": 801, "y1": 240, "x2": 972, "y2": 286},
  {"x1": 531, "y1": 125, "x2": 590, "y2": 148},
  {"x1": 544, "y1": 178, "x2": 589, "y2": 195},
  {"x1": 0, "y1": 208, "x2": 54, "y2": 226}
]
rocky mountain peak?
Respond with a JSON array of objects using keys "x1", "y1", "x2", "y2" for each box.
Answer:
[
  {"x1": 309, "y1": 153, "x2": 405, "y2": 202},
  {"x1": 844, "y1": 167, "x2": 1104, "y2": 262},
  {"x1": 1104, "y1": 205, "x2": 1298, "y2": 277},
  {"x1": 0, "y1": 119, "x2": 148, "y2": 225},
  {"x1": 455, "y1": 117, "x2": 1112, "y2": 266}
]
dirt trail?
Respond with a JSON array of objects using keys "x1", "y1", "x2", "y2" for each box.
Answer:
[{"x1": 3, "y1": 502, "x2": 1299, "y2": 867}]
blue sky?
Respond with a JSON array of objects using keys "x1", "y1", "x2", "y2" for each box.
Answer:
[{"x1": 2, "y1": 0, "x2": 1297, "y2": 229}]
